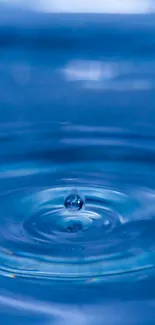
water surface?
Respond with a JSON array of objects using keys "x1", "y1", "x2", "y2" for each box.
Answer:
[{"x1": 1, "y1": 11, "x2": 155, "y2": 325}]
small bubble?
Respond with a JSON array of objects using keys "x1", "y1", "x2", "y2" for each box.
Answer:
[
  {"x1": 104, "y1": 220, "x2": 110, "y2": 227},
  {"x1": 103, "y1": 219, "x2": 111, "y2": 231},
  {"x1": 64, "y1": 192, "x2": 84, "y2": 212}
]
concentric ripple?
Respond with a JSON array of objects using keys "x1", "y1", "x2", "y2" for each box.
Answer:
[{"x1": 0, "y1": 163, "x2": 155, "y2": 282}]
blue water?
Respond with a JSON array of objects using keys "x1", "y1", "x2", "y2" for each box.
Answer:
[{"x1": 1, "y1": 9, "x2": 155, "y2": 324}]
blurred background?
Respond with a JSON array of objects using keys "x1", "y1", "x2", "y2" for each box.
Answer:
[{"x1": 0, "y1": 0, "x2": 154, "y2": 13}]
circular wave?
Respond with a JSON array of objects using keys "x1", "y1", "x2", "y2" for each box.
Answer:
[
  {"x1": 0, "y1": 153, "x2": 155, "y2": 282},
  {"x1": 1, "y1": 122, "x2": 155, "y2": 282}
]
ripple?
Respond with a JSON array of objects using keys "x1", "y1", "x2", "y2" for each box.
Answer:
[
  {"x1": 0, "y1": 122, "x2": 155, "y2": 284},
  {"x1": 0, "y1": 165, "x2": 155, "y2": 283}
]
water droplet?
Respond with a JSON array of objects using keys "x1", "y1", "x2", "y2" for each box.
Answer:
[
  {"x1": 66, "y1": 221, "x2": 83, "y2": 233},
  {"x1": 64, "y1": 192, "x2": 84, "y2": 211}
]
